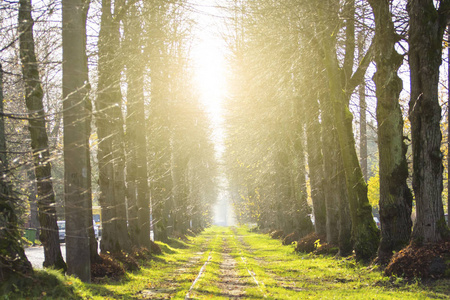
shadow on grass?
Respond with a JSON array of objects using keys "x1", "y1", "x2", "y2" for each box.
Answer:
[
  {"x1": 1, "y1": 269, "x2": 82, "y2": 300},
  {"x1": 166, "y1": 237, "x2": 191, "y2": 249},
  {"x1": 157, "y1": 242, "x2": 177, "y2": 254},
  {"x1": 155, "y1": 237, "x2": 191, "y2": 254}
]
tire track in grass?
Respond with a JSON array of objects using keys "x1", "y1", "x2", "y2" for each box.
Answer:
[
  {"x1": 187, "y1": 228, "x2": 263, "y2": 299},
  {"x1": 226, "y1": 228, "x2": 268, "y2": 298},
  {"x1": 233, "y1": 228, "x2": 304, "y2": 296},
  {"x1": 216, "y1": 239, "x2": 250, "y2": 298},
  {"x1": 184, "y1": 230, "x2": 225, "y2": 299},
  {"x1": 185, "y1": 250, "x2": 212, "y2": 299},
  {"x1": 137, "y1": 236, "x2": 213, "y2": 299}
]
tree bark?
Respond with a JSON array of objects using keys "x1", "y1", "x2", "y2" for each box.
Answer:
[
  {"x1": 305, "y1": 90, "x2": 326, "y2": 237},
  {"x1": 96, "y1": 0, "x2": 131, "y2": 253},
  {"x1": 171, "y1": 138, "x2": 189, "y2": 234},
  {"x1": 358, "y1": 31, "x2": 368, "y2": 182},
  {"x1": 368, "y1": 0, "x2": 413, "y2": 265},
  {"x1": 407, "y1": 0, "x2": 449, "y2": 243},
  {"x1": 292, "y1": 99, "x2": 314, "y2": 236},
  {"x1": 320, "y1": 89, "x2": 352, "y2": 254},
  {"x1": 123, "y1": 8, "x2": 140, "y2": 245},
  {"x1": 0, "y1": 63, "x2": 33, "y2": 283},
  {"x1": 79, "y1": 0, "x2": 100, "y2": 264},
  {"x1": 337, "y1": 148, "x2": 353, "y2": 257},
  {"x1": 318, "y1": 0, "x2": 379, "y2": 260},
  {"x1": 150, "y1": 128, "x2": 172, "y2": 242},
  {"x1": 151, "y1": 132, "x2": 172, "y2": 242},
  {"x1": 62, "y1": 0, "x2": 91, "y2": 282},
  {"x1": 448, "y1": 26, "x2": 450, "y2": 228},
  {"x1": 18, "y1": 0, "x2": 66, "y2": 271}
]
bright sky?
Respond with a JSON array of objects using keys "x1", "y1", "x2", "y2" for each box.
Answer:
[
  {"x1": 190, "y1": 1, "x2": 227, "y2": 156},
  {"x1": 190, "y1": 1, "x2": 236, "y2": 226}
]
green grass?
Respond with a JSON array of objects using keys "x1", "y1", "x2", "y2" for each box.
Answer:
[
  {"x1": 3, "y1": 226, "x2": 449, "y2": 299},
  {"x1": 180, "y1": 229, "x2": 225, "y2": 299},
  {"x1": 230, "y1": 226, "x2": 450, "y2": 299}
]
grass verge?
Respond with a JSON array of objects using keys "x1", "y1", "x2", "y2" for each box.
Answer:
[
  {"x1": 232, "y1": 226, "x2": 450, "y2": 299},
  {"x1": 3, "y1": 226, "x2": 449, "y2": 299}
]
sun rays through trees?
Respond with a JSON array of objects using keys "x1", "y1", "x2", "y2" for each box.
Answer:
[{"x1": 1, "y1": 0, "x2": 450, "y2": 289}]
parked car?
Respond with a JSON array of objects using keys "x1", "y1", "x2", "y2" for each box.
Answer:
[
  {"x1": 94, "y1": 223, "x2": 101, "y2": 240},
  {"x1": 308, "y1": 214, "x2": 315, "y2": 225},
  {"x1": 57, "y1": 220, "x2": 65, "y2": 242},
  {"x1": 57, "y1": 220, "x2": 100, "y2": 242},
  {"x1": 373, "y1": 217, "x2": 381, "y2": 229}
]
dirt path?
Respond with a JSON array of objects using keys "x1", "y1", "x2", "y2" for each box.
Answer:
[
  {"x1": 138, "y1": 229, "x2": 266, "y2": 299},
  {"x1": 215, "y1": 242, "x2": 249, "y2": 298}
]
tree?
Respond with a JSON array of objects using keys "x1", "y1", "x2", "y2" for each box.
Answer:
[
  {"x1": 316, "y1": 0, "x2": 379, "y2": 260},
  {"x1": 96, "y1": 0, "x2": 132, "y2": 253},
  {"x1": 296, "y1": 7, "x2": 351, "y2": 252},
  {"x1": 291, "y1": 101, "x2": 314, "y2": 237},
  {"x1": 144, "y1": 0, "x2": 173, "y2": 241},
  {"x1": 303, "y1": 67, "x2": 326, "y2": 237},
  {"x1": 367, "y1": 0, "x2": 413, "y2": 264},
  {"x1": 407, "y1": 0, "x2": 450, "y2": 243},
  {"x1": 123, "y1": 3, "x2": 143, "y2": 247},
  {"x1": 358, "y1": 25, "x2": 368, "y2": 182},
  {"x1": 448, "y1": 25, "x2": 450, "y2": 228},
  {"x1": 319, "y1": 75, "x2": 352, "y2": 255},
  {"x1": 222, "y1": 0, "x2": 316, "y2": 235},
  {"x1": 18, "y1": 0, "x2": 66, "y2": 271},
  {"x1": 79, "y1": 0, "x2": 100, "y2": 264},
  {"x1": 0, "y1": 62, "x2": 33, "y2": 284},
  {"x1": 62, "y1": 0, "x2": 92, "y2": 282}
]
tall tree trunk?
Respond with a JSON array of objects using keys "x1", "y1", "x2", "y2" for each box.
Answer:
[
  {"x1": 305, "y1": 93, "x2": 326, "y2": 237},
  {"x1": 448, "y1": 26, "x2": 450, "y2": 228},
  {"x1": 320, "y1": 77, "x2": 353, "y2": 254},
  {"x1": 124, "y1": 82, "x2": 139, "y2": 246},
  {"x1": 112, "y1": 112, "x2": 130, "y2": 248},
  {"x1": 78, "y1": 0, "x2": 100, "y2": 264},
  {"x1": 145, "y1": 2, "x2": 172, "y2": 241},
  {"x1": 135, "y1": 94, "x2": 150, "y2": 248},
  {"x1": 27, "y1": 168, "x2": 39, "y2": 231},
  {"x1": 96, "y1": 0, "x2": 131, "y2": 253},
  {"x1": 293, "y1": 99, "x2": 313, "y2": 237},
  {"x1": 18, "y1": 0, "x2": 66, "y2": 271},
  {"x1": 0, "y1": 63, "x2": 33, "y2": 283},
  {"x1": 151, "y1": 137, "x2": 172, "y2": 242},
  {"x1": 319, "y1": 0, "x2": 379, "y2": 260},
  {"x1": 320, "y1": 89, "x2": 352, "y2": 254},
  {"x1": 337, "y1": 148, "x2": 353, "y2": 257},
  {"x1": 124, "y1": 8, "x2": 140, "y2": 245},
  {"x1": 321, "y1": 103, "x2": 340, "y2": 245},
  {"x1": 368, "y1": 0, "x2": 413, "y2": 265},
  {"x1": 62, "y1": 0, "x2": 91, "y2": 282},
  {"x1": 358, "y1": 31, "x2": 368, "y2": 182},
  {"x1": 275, "y1": 149, "x2": 295, "y2": 233},
  {"x1": 407, "y1": 0, "x2": 449, "y2": 243},
  {"x1": 171, "y1": 142, "x2": 189, "y2": 234}
]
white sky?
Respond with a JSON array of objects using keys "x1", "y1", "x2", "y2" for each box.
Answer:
[
  {"x1": 189, "y1": 1, "x2": 236, "y2": 225},
  {"x1": 190, "y1": 0, "x2": 228, "y2": 157}
]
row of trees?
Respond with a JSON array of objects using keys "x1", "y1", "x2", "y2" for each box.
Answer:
[
  {"x1": 224, "y1": 0, "x2": 449, "y2": 263},
  {"x1": 1, "y1": 0, "x2": 217, "y2": 283}
]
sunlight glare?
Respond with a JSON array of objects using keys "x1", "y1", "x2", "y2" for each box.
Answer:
[
  {"x1": 191, "y1": 1, "x2": 235, "y2": 227},
  {"x1": 193, "y1": 36, "x2": 226, "y2": 123}
]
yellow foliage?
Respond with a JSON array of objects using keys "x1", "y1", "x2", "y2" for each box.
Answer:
[{"x1": 367, "y1": 167, "x2": 380, "y2": 210}]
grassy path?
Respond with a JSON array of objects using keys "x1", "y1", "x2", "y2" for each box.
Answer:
[
  {"x1": 131, "y1": 226, "x2": 448, "y2": 299},
  {"x1": 17, "y1": 226, "x2": 448, "y2": 299}
]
